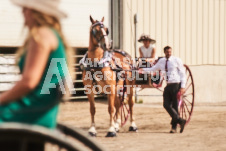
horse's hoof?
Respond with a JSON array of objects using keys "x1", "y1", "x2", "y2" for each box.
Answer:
[
  {"x1": 115, "y1": 121, "x2": 121, "y2": 133},
  {"x1": 105, "y1": 132, "x2": 117, "y2": 137},
  {"x1": 129, "y1": 126, "x2": 138, "y2": 132},
  {"x1": 115, "y1": 126, "x2": 120, "y2": 133},
  {"x1": 89, "y1": 132, "x2": 97, "y2": 137}
]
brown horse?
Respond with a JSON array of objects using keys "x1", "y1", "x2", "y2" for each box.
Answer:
[{"x1": 81, "y1": 16, "x2": 137, "y2": 137}]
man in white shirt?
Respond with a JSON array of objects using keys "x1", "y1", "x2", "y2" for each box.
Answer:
[{"x1": 139, "y1": 46, "x2": 186, "y2": 133}]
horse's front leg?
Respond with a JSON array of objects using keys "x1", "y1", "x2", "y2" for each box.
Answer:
[
  {"x1": 83, "y1": 74, "x2": 97, "y2": 136},
  {"x1": 114, "y1": 93, "x2": 121, "y2": 132},
  {"x1": 106, "y1": 84, "x2": 117, "y2": 137},
  {"x1": 87, "y1": 88, "x2": 97, "y2": 136}
]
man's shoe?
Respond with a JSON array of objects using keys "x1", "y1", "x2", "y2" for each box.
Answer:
[
  {"x1": 179, "y1": 119, "x2": 186, "y2": 133},
  {"x1": 170, "y1": 129, "x2": 177, "y2": 133}
]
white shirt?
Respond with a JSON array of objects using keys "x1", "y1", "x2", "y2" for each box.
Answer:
[
  {"x1": 143, "y1": 56, "x2": 186, "y2": 88},
  {"x1": 140, "y1": 45, "x2": 155, "y2": 58}
]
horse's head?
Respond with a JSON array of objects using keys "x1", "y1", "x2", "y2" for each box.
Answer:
[{"x1": 89, "y1": 15, "x2": 111, "y2": 50}]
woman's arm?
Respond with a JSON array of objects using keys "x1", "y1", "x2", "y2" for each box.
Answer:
[
  {"x1": 151, "y1": 48, "x2": 156, "y2": 58},
  {"x1": 139, "y1": 58, "x2": 162, "y2": 73},
  {"x1": 139, "y1": 47, "x2": 143, "y2": 58},
  {"x1": 0, "y1": 27, "x2": 58, "y2": 104}
]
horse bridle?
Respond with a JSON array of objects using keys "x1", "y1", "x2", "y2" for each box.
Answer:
[{"x1": 91, "y1": 21, "x2": 109, "y2": 43}]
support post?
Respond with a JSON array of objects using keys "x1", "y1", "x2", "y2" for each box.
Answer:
[{"x1": 134, "y1": 13, "x2": 138, "y2": 103}]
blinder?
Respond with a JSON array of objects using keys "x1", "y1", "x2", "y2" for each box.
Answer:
[
  {"x1": 91, "y1": 21, "x2": 109, "y2": 42},
  {"x1": 106, "y1": 28, "x2": 109, "y2": 35},
  {"x1": 92, "y1": 28, "x2": 97, "y2": 36}
]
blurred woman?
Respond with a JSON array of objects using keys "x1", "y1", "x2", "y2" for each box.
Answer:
[{"x1": 0, "y1": 0, "x2": 72, "y2": 129}]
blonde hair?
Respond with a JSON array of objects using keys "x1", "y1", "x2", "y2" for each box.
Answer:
[
  {"x1": 16, "y1": 10, "x2": 74, "y2": 99},
  {"x1": 16, "y1": 9, "x2": 74, "y2": 74}
]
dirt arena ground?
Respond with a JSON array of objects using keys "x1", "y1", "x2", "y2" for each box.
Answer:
[{"x1": 58, "y1": 101, "x2": 226, "y2": 151}]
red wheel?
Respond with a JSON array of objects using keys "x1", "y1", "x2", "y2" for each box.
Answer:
[
  {"x1": 118, "y1": 82, "x2": 130, "y2": 127},
  {"x1": 178, "y1": 65, "x2": 195, "y2": 124}
]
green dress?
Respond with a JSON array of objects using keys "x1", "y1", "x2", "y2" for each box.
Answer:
[{"x1": 0, "y1": 29, "x2": 68, "y2": 129}]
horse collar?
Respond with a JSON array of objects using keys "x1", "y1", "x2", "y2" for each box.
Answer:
[{"x1": 79, "y1": 51, "x2": 112, "y2": 71}]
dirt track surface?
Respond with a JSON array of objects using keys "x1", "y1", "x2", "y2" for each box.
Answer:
[{"x1": 58, "y1": 101, "x2": 226, "y2": 151}]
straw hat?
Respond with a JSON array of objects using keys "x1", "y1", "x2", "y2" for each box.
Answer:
[
  {"x1": 138, "y1": 34, "x2": 156, "y2": 44},
  {"x1": 10, "y1": 0, "x2": 67, "y2": 19}
]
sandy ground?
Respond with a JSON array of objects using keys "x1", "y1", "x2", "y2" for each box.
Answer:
[{"x1": 57, "y1": 101, "x2": 226, "y2": 151}]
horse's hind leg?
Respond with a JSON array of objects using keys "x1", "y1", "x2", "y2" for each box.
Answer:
[
  {"x1": 114, "y1": 80, "x2": 123, "y2": 132},
  {"x1": 127, "y1": 80, "x2": 138, "y2": 132},
  {"x1": 114, "y1": 92, "x2": 121, "y2": 132}
]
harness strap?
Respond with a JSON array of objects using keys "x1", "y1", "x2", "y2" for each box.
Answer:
[{"x1": 92, "y1": 22, "x2": 104, "y2": 28}]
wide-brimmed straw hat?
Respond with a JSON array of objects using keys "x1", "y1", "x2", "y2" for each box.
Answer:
[
  {"x1": 10, "y1": 0, "x2": 67, "y2": 19},
  {"x1": 138, "y1": 34, "x2": 156, "y2": 44}
]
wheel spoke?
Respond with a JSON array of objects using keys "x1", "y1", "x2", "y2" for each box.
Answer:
[
  {"x1": 183, "y1": 106, "x2": 187, "y2": 120},
  {"x1": 183, "y1": 93, "x2": 193, "y2": 97},
  {"x1": 183, "y1": 97, "x2": 192, "y2": 105},
  {"x1": 121, "y1": 95, "x2": 125, "y2": 103},
  {"x1": 179, "y1": 102, "x2": 182, "y2": 116},
  {"x1": 121, "y1": 104, "x2": 123, "y2": 119},
  {"x1": 184, "y1": 101, "x2": 191, "y2": 115},
  {"x1": 157, "y1": 87, "x2": 164, "y2": 92},
  {"x1": 181, "y1": 106, "x2": 184, "y2": 119},
  {"x1": 185, "y1": 83, "x2": 192, "y2": 92},
  {"x1": 125, "y1": 113, "x2": 129, "y2": 121},
  {"x1": 181, "y1": 103, "x2": 184, "y2": 118},
  {"x1": 185, "y1": 68, "x2": 189, "y2": 76},
  {"x1": 186, "y1": 74, "x2": 190, "y2": 84},
  {"x1": 124, "y1": 102, "x2": 130, "y2": 111},
  {"x1": 122, "y1": 104, "x2": 126, "y2": 121}
]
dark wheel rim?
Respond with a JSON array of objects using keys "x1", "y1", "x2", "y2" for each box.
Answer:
[
  {"x1": 120, "y1": 99, "x2": 130, "y2": 127},
  {"x1": 178, "y1": 65, "x2": 195, "y2": 124}
]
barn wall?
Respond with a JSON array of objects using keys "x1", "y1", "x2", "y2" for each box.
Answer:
[
  {"x1": 122, "y1": 0, "x2": 226, "y2": 103},
  {"x1": 122, "y1": 0, "x2": 226, "y2": 65},
  {"x1": 0, "y1": 0, "x2": 111, "y2": 47}
]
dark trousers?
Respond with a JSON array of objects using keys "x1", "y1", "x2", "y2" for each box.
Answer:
[{"x1": 163, "y1": 83, "x2": 180, "y2": 129}]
